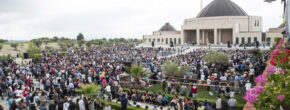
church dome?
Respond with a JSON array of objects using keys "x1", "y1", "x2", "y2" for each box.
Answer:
[
  {"x1": 159, "y1": 23, "x2": 176, "y2": 31},
  {"x1": 197, "y1": 0, "x2": 247, "y2": 18}
]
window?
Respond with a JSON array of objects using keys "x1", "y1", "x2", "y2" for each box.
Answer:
[
  {"x1": 178, "y1": 38, "x2": 181, "y2": 44},
  {"x1": 170, "y1": 38, "x2": 172, "y2": 42},
  {"x1": 254, "y1": 37, "x2": 257, "y2": 42},
  {"x1": 166, "y1": 38, "x2": 168, "y2": 44},
  {"x1": 236, "y1": 38, "x2": 239, "y2": 44},
  {"x1": 248, "y1": 37, "x2": 251, "y2": 44},
  {"x1": 157, "y1": 39, "x2": 160, "y2": 42},
  {"x1": 162, "y1": 38, "x2": 164, "y2": 42},
  {"x1": 242, "y1": 37, "x2": 245, "y2": 44},
  {"x1": 144, "y1": 39, "x2": 147, "y2": 42},
  {"x1": 174, "y1": 38, "x2": 176, "y2": 44},
  {"x1": 149, "y1": 39, "x2": 151, "y2": 42},
  {"x1": 266, "y1": 38, "x2": 271, "y2": 46}
]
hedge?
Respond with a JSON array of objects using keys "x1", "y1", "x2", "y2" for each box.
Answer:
[
  {"x1": 100, "y1": 99, "x2": 146, "y2": 110},
  {"x1": 122, "y1": 88, "x2": 244, "y2": 110}
]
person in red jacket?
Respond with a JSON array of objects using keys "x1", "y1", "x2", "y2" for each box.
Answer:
[{"x1": 191, "y1": 84, "x2": 198, "y2": 98}]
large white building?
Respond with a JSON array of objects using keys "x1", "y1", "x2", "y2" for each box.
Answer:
[{"x1": 143, "y1": 0, "x2": 283, "y2": 46}]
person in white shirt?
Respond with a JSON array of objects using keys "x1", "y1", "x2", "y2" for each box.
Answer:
[
  {"x1": 245, "y1": 81, "x2": 251, "y2": 91},
  {"x1": 15, "y1": 89, "x2": 23, "y2": 98},
  {"x1": 105, "y1": 85, "x2": 112, "y2": 100},
  {"x1": 63, "y1": 101, "x2": 70, "y2": 110},
  {"x1": 78, "y1": 99, "x2": 86, "y2": 110},
  {"x1": 34, "y1": 80, "x2": 41, "y2": 91},
  {"x1": 216, "y1": 96, "x2": 222, "y2": 110},
  {"x1": 249, "y1": 68, "x2": 255, "y2": 82},
  {"x1": 200, "y1": 74, "x2": 205, "y2": 82}
]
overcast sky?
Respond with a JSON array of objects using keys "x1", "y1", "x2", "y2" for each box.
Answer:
[{"x1": 0, "y1": 0, "x2": 284, "y2": 40}]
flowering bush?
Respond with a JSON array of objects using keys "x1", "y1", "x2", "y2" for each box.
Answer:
[{"x1": 244, "y1": 40, "x2": 290, "y2": 109}]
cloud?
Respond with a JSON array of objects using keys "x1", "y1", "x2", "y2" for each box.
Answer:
[{"x1": 0, "y1": 0, "x2": 284, "y2": 40}]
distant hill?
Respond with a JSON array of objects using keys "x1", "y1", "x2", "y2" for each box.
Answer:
[{"x1": 7, "y1": 40, "x2": 29, "y2": 43}]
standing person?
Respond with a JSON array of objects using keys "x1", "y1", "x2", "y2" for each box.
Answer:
[
  {"x1": 104, "y1": 103, "x2": 111, "y2": 110},
  {"x1": 121, "y1": 94, "x2": 128, "y2": 110},
  {"x1": 63, "y1": 99, "x2": 70, "y2": 110},
  {"x1": 78, "y1": 98, "x2": 86, "y2": 110},
  {"x1": 228, "y1": 96, "x2": 237, "y2": 110},
  {"x1": 181, "y1": 85, "x2": 187, "y2": 96},
  {"x1": 245, "y1": 81, "x2": 251, "y2": 91},
  {"x1": 48, "y1": 100, "x2": 56, "y2": 110},
  {"x1": 8, "y1": 96, "x2": 13, "y2": 110},
  {"x1": 216, "y1": 96, "x2": 222, "y2": 110},
  {"x1": 39, "y1": 103, "x2": 47, "y2": 110},
  {"x1": 68, "y1": 100, "x2": 76, "y2": 110},
  {"x1": 94, "y1": 96, "x2": 102, "y2": 110},
  {"x1": 191, "y1": 84, "x2": 198, "y2": 98}
]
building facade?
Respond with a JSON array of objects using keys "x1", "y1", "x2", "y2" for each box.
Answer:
[{"x1": 143, "y1": 0, "x2": 282, "y2": 46}]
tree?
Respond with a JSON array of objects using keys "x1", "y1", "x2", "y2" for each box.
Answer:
[
  {"x1": 52, "y1": 36, "x2": 59, "y2": 42},
  {"x1": 85, "y1": 41, "x2": 92, "y2": 48},
  {"x1": 126, "y1": 65, "x2": 148, "y2": 88},
  {"x1": 75, "y1": 83, "x2": 102, "y2": 100},
  {"x1": 178, "y1": 65, "x2": 189, "y2": 77},
  {"x1": 0, "y1": 44, "x2": 2, "y2": 50},
  {"x1": 203, "y1": 52, "x2": 229, "y2": 65},
  {"x1": 27, "y1": 43, "x2": 42, "y2": 55},
  {"x1": 161, "y1": 62, "x2": 179, "y2": 76},
  {"x1": 77, "y1": 33, "x2": 85, "y2": 41},
  {"x1": 32, "y1": 40, "x2": 42, "y2": 47},
  {"x1": 0, "y1": 39, "x2": 7, "y2": 43},
  {"x1": 10, "y1": 43, "x2": 19, "y2": 50},
  {"x1": 78, "y1": 40, "x2": 85, "y2": 47}
]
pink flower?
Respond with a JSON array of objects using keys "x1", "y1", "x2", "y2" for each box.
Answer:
[
  {"x1": 255, "y1": 74, "x2": 268, "y2": 85},
  {"x1": 244, "y1": 86, "x2": 265, "y2": 104},
  {"x1": 252, "y1": 86, "x2": 265, "y2": 94},
  {"x1": 243, "y1": 92, "x2": 259, "y2": 104},
  {"x1": 267, "y1": 66, "x2": 276, "y2": 74},
  {"x1": 276, "y1": 95, "x2": 285, "y2": 102},
  {"x1": 279, "y1": 69, "x2": 286, "y2": 74}
]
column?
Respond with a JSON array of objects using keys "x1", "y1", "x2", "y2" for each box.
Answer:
[
  {"x1": 196, "y1": 29, "x2": 200, "y2": 45},
  {"x1": 214, "y1": 28, "x2": 218, "y2": 45},
  {"x1": 202, "y1": 30, "x2": 205, "y2": 44},
  {"x1": 219, "y1": 29, "x2": 222, "y2": 44}
]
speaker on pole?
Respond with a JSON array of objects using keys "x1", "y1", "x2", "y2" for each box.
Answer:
[{"x1": 23, "y1": 53, "x2": 29, "y2": 59}]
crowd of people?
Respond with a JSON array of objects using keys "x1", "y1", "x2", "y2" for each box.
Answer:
[{"x1": 0, "y1": 44, "x2": 269, "y2": 110}]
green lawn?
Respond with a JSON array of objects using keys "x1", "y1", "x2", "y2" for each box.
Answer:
[{"x1": 124, "y1": 84, "x2": 246, "y2": 109}]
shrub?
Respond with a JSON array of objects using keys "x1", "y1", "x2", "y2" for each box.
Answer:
[
  {"x1": 27, "y1": 43, "x2": 42, "y2": 55},
  {"x1": 45, "y1": 46, "x2": 54, "y2": 50},
  {"x1": 161, "y1": 62, "x2": 179, "y2": 76},
  {"x1": 0, "y1": 55, "x2": 9, "y2": 61},
  {"x1": 203, "y1": 52, "x2": 229, "y2": 64},
  {"x1": 10, "y1": 43, "x2": 19, "y2": 50},
  {"x1": 30, "y1": 54, "x2": 43, "y2": 61},
  {"x1": 75, "y1": 83, "x2": 102, "y2": 100}
]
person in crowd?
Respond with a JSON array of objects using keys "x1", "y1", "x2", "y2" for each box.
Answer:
[
  {"x1": 121, "y1": 94, "x2": 128, "y2": 110},
  {"x1": 0, "y1": 44, "x2": 269, "y2": 110},
  {"x1": 228, "y1": 96, "x2": 237, "y2": 110}
]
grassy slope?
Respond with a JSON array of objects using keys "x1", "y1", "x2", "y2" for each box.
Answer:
[{"x1": 0, "y1": 42, "x2": 60, "y2": 56}]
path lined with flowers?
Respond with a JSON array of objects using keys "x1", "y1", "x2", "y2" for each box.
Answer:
[{"x1": 243, "y1": 40, "x2": 288, "y2": 110}]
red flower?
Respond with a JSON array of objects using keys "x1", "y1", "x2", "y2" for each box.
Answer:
[
  {"x1": 285, "y1": 57, "x2": 289, "y2": 61},
  {"x1": 280, "y1": 59, "x2": 286, "y2": 63},
  {"x1": 270, "y1": 59, "x2": 277, "y2": 66},
  {"x1": 286, "y1": 50, "x2": 290, "y2": 54},
  {"x1": 275, "y1": 52, "x2": 282, "y2": 56}
]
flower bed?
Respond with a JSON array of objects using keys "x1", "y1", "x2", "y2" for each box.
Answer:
[{"x1": 243, "y1": 40, "x2": 290, "y2": 110}]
